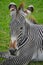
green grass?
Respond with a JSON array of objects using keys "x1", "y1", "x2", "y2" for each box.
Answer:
[{"x1": 0, "y1": 0, "x2": 43, "y2": 64}]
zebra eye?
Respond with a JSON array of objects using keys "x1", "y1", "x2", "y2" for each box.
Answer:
[{"x1": 20, "y1": 27, "x2": 23, "y2": 30}]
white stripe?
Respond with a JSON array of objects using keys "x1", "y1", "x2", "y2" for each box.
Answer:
[{"x1": 11, "y1": 36, "x2": 17, "y2": 43}]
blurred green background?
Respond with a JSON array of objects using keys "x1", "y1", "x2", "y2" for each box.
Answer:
[{"x1": 0, "y1": 0, "x2": 43, "y2": 64}]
